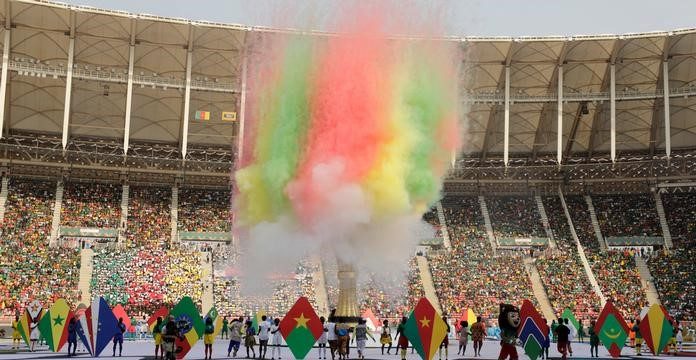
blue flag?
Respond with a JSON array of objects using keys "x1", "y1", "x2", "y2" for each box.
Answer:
[{"x1": 76, "y1": 297, "x2": 120, "y2": 357}]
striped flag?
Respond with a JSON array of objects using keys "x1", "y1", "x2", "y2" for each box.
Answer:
[
  {"x1": 561, "y1": 308, "x2": 580, "y2": 334},
  {"x1": 252, "y1": 310, "x2": 267, "y2": 333},
  {"x1": 76, "y1": 297, "x2": 120, "y2": 357},
  {"x1": 37, "y1": 298, "x2": 74, "y2": 352},
  {"x1": 639, "y1": 304, "x2": 674, "y2": 355},
  {"x1": 16, "y1": 309, "x2": 35, "y2": 347},
  {"x1": 517, "y1": 299, "x2": 548, "y2": 360},
  {"x1": 195, "y1": 110, "x2": 210, "y2": 120},
  {"x1": 204, "y1": 306, "x2": 223, "y2": 338},
  {"x1": 148, "y1": 306, "x2": 169, "y2": 333},
  {"x1": 170, "y1": 296, "x2": 204, "y2": 359},
  {"x1": 403, "y1": 298, "x2": 448, "y2": 360}
]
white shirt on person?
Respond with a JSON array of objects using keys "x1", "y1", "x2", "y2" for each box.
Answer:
[
  {"x1": 258, "y1": 321, "x2": 271, "y2": 341},
  {"x1": 326, "y1": 322, "x2": 337, "y2": 341}
]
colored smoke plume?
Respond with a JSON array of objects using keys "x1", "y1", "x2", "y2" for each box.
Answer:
[{"x1": 233, "y1": 5, "x2": 462, "y2": 294}]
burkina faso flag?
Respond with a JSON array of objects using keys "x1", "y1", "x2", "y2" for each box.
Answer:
[
  {"x1": 403, "y1": 298, "x2": 448, "y2": 360},
  {"x1": 279, "y1": 297, "x2": 323, "y2": 359},
  {"x1": 639, "y1": 304, "x2": 674, "y2": 356},
  {"x1": 595, "y1": 301, "x2": 629, "y2": 358},
  {"x1": 170, "y1": 297, "x2": 205, "y2": 359}
]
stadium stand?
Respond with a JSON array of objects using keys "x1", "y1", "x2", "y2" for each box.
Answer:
[
  {"x1": 178, "y1": 188, "x2": 231, "y2": 232},
  {"x1": 592, "y1": 194, "x2": 661, "y2": 238},
  {"x1": 486, "y1": 196, "x2": 546, "y2": 239},
  {"x1": 126, "y1": 186, "x2": 171, "y2": 247},
  {"x1": 61, "y1": 182, "x2": 122, "y2": 229},
  {"x1": 661, "y1": 192, "x2": 696, "y2": 247}
]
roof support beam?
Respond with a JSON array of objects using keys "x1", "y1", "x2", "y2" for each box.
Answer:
[
  {"x1": 588, "y1": 39, "x2": 622, "y2": 160},
  {"x1": 181, "y1": 25, "x2": 194, "y2": 159},
  {"x1": 61, "y1": 11, "x2": 76, "y2": 150},
  {"x1": 532, "y1": 42, "x2": 568, "y2": 161},
  {"x1": 123, "y1": 19, "x2": 136, "y2": 154},
  {"x1": 610, "y1": 63, "x2": 616, "y2": 162},
  {"x1": 563, "y1": 101, "x2": 585, "y2": 161},
  {"x1": 236, "y1": 41, "x2": 249, "y2": 165},
  {"x1": 663, "y1": 60, "x2": 671, "y2": 158},
  {"x1": 649, "y1": 36, "x2": 671, "y2": 157},
  {"x1": 0, "y1": 29, "x2": 10, "y2": 138},
  {"x1": 557, "y1": 66, "x2": 563, "y2": 164},
  {"x1": 504, "y1": 65, "x2": 510, "y2": 166},
  {"x1": 482, "y1": 43, "x2": 516, "y2": 161}
]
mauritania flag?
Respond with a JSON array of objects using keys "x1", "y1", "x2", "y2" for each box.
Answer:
[
  {"x1": 170, "y1": 296, "x2": 205, "y2": 359},
  {"x1": 204, "y1": 306, "x2": 223, "y2": 338},
  {"x1": 517, "y1": 299, "x2": 548, "y2": 360},
  {"x1": 595, "y1": 301, "x2": 629, "y2": 358},
  {"x1": 639, "y1": 304, "x2": 674, "y2": 356},
  {"x1": 37, "y1": 298, "x2": 73, "y2": 352},
  {"x1": 403, "y1": 298, "x2": 448, "y2": 360},
  {"x1": 279, "y1": 297, "x2": 323, "y2": 359},
  {"x1": 561, "y1": 308, "x2": 580, "y2": 334},
  {"x1": 147, "y1": 306, "x2": 169, "y2": 333}
]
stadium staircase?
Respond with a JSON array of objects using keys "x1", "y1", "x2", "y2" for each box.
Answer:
[
  {"x1": 415, "y1": 255, "x2": 442, "y2": 314},
  {"x1": 49, "y1": 181, "x2": 64, "y2": 246},
  {"x1": 0, "y1": 176, "x2": 8, "y2": 222},
  {"x1": 310, "y1": 255, "x2": 330, "y2": 316},
  {"x1": 118, "y1": 184, "x2": 129, "y2": 243},
  {"x1": 523, "y1": 257, "x2": 557, "y2": 321},
  {"x1": 171, "y1": 185, "x2": 178, "y2": 243},
  {"x1": 200, "y1": 251, "x2": 215, "y2": 313},
  {"x1": 557, "y1": 189, "x2": 606, "y2": 305},
  {"x1": 534, "y1": 195, "x2": 557, "y2": 249},
  {"x1": 653, "y1": 192, "x2": 674, "y2": 249},
  {"x1": 633, "y1": 255, "x2": 662, "y2": 306},
  {"x1": 478, "y1": 196, "x2": 498, "y2": 254},
  {"x1": 435, "y1": 201, "x2": 452, "y2": 249},
  {"x1": 584, "y1": 195, "x2": 607, "y2": 250},
  {"x1": 77, "y1": 248, "x2": 94, "y2": 305}
]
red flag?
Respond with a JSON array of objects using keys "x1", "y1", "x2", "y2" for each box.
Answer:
[{"x1": 148, "y1": 306, "x2": 169, "y2": 333}]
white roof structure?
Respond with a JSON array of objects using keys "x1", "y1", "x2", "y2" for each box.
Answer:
[{"x1": 1, "y1": 0, "x2": 696, "y2": 163}]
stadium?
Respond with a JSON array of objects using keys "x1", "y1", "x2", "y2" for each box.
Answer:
[{"x1": 0, "y1": 0, "x2": 694, "y2": 359}]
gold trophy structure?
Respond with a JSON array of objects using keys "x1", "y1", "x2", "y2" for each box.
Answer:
[{"x1": 333, "y1": 259, "x2": 361, "y2": 325}]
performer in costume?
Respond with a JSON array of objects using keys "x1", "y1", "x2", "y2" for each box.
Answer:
[
  {"x1": 270, "y1": 318, "x2": 283, "y2": 360},
  {"x1": 380, "y1": 320, "x2": 393, "y2": 355},
  {"x1": 203, "y1": 317, "x2": 215, "y2": 360},
  {"x1": 153, "y1": 317, "x2": 164, "y2": 360},
  {"x1": 11, "y1": 315, "x2": 21, "y2": 350},
  {"x1": 498, "y1": 304, "x2": 521, "y2": 360}
]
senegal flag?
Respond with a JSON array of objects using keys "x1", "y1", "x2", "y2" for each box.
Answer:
[
  {"x1": 403, "y1": 298, "x2": 448, "y2": 360},
  {"x1": 170, "y1": 297, "x2": 204, "y2": 359},
  {"x1": 595, "y1": 301, "x2": 629, "y2": 358},
  {"x1": 204, "y1": 306, "x2": 223, "y2": 338},
  {"x1": 639, "y1": 304, "x2": 674, "y2": 356},
  {"x1": 279, "y1": 297, "x2": 322, "y2": 359},
  {"x1": 37, "y1": 298, "x2": 74, "y2": 352}
]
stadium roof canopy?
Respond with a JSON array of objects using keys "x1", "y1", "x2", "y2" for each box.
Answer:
[{"x1": 2, "y1": 0, "x2": 696, "y2": 163}]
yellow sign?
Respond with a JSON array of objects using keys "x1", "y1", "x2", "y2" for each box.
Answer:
[{"x1": 221, "y1": 111, "x2": 237, "y2": 121}]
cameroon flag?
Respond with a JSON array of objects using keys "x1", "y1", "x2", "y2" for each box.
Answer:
[
  {"x1": 37, "y1": 298, "x2": 74, "y2": 352},
  {"x1": 639, "y1": 304, "x2": 674, "y2": 355},
  {"x1": 403, "y1": 298, "x2": 448, "y2": 360},
  {"x1": 279, "y1": 297, "x2": 323, "y2": 359},
  {"x1": 204, "y1": 306, "x2": 223, "y2": 338},
  {"x1": 595, "y1": 301, "x2": 629, "y2": 358},
  {"x1": 170, "y1": 297, "x2": 205, "y2": 359}
]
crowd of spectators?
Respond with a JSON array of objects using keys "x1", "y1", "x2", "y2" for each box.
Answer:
[
  {"x1": 661, "y1": 192, "x2": 696, "y2": 247},
  {"x1": 536, "y1": 197, "x2": 601, "y2": 318},
  {"x1": 647, "y1": 248, "x2": 695, "y2": 320},
  {"x1": 358, "y1": 258, "x2": 423, "y2": 322},
  {"x1": 593, "y1": 194, "x2": 661, "y2": 237},
  {"x1": 486, "y1": 196, "x2": 546, "y2": 239},
  {"x1": 429, "y1": 196, "x2": 536, "y2": 320},
  {"x1": 0, "y1": 179, "x2": 80, "y2": 315},
  {"x1": 61, "y1": 182, "x2": 121, "y2": 228},
  {"x1": 178, "y1": 188, "x2": 231, "y2": 232},
  {"x1": 126, "y1": 186, "x2": 171, "y2": 247},
  {"x1": 564, "y1": 195, "x2": 600, "y2": 250},
  {"x1": 587, "y1": 249, "x2": 646, "y2": 318},
  {"x1": 90, "y1": 245, "x2": 202, "y2": 314}
]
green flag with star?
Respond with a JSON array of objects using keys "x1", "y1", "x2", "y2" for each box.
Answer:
[{"x1": 37, "y1": 298, "x2": 74, "y2": 352}]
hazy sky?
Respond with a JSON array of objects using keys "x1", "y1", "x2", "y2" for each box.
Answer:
[{"x1": 59, "y1": 0, "x2": 695, "y2": 37}]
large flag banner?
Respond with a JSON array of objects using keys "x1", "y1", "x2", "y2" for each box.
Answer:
[
  {"x1": 279, "y1": 297, "x2": 323, "y2": 359},
  {"x1": 17, "y1": 309, "x2": 37, "y2": 347},
  {"x1": 112, "y1": 304, "x2": 132, "y2": 332},
  {"x1": 37, "y1": 298, "x2": 74, "y2": 352},
  {"x1": 403, "y1": 298, "x2": 448, "y2": 360},
  {"x1": 252, "y1": 310, "x2": 267, "y2": 333},
  {"x1": 362, "y1": 308, "x2": 380, "y2": 331},
  {"x1": 517, "y1": 300, "x2": 549, "y2": 360},
  {"x1": 456, "y1": 308, "x2": 477, "y2": 332},
  {"x1": 76, "y1": 297, "x2": 120, "y2": 357},
  {"x1": 560, "y1": 308, "x2": 580, "y2": 334},
  {"x1": 204, "y1": 306, "x2": 223, "y2": 338},
  {"x1": 170, "y1": 296, "x2": 205, "y2": 359},
  {"x1": 148, "y1": 306, "x2": 169, "y2": 333},
  {"x1": 639, "y1": 304, "x2": 674, "y2": 356},
  {"x1": 595, "y1": 301, "x2": 629, "y2": 358}
]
